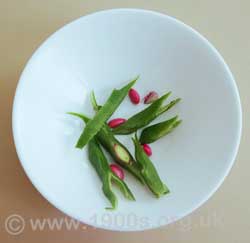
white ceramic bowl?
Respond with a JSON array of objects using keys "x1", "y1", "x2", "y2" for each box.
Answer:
[{"x1": 13, "y1": 9, "x2": 242, "y2": 231}]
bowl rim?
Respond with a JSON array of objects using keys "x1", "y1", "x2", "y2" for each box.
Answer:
[{"x1": 12, "y1": 8, "x2": 242, "y2": 231}]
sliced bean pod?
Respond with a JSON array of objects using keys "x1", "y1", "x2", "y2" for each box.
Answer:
[
  {"x1": 68, "y1": 112, "x2": 145, "y2": 184},
  {"x1": 97, "y1": 124, "x2": 145, "y2": 184},
  {"x1": 132, "y1": 134, "x2": 169, "y2": 197},
  {"x1": 113, "y1": 93, "x2": 181, "y2": 135},
  {"x1": 76, "y1": 76, "x2": 138, "y2": 148},
  {"x1": 140, "y1": 116, "x2": 182, "y2": 144},
  {"x1": 88, "y1": 137, "x2": 135, "y2": 210}
]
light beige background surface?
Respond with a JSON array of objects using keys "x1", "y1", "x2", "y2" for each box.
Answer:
[{"x1": 0, "y1": 1, "x2": 249, "y2": 242}]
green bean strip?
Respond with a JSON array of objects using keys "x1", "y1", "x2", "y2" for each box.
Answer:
[
  {"x1": 156, "y1": 98, "x2": 181, "y2": 116},
  {"x1": 90, "y1": 91, "x2": 101, "y2": 111},
  {"x1": 113, "y1": 93, "x2": 181, "y2": 135},
  {"x1": 132, "y1": 134, "x2": 169, "y2": 197},
  {"x1": 140, "y1": 116, "x2": 182, "y2": 144},
  {"x1": 68, "y1": 112, "x2": 145, "y2": 184},
  {"x1": 88, "y1": 137, "x2": 135, "y2": 210},
  {"x1": 76, "y1": 77, "x2": 138, "y2": 148}
]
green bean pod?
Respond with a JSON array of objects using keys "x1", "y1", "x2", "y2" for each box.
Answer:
[
  {"x1": 88, "y1": 137, "x2": 135, "y2": 210},
  {"x1": 76, "y1": 77, "x2": 138, "y2": 148},
  {"x1": 68, "y1": 112, "x2": 145, "y2": 184},
  {"x1": 97, "y1": 125, "x2": 145, "y2": 184},
  {"x1": 140, "y1": 116, "x2": 182, "y2": 144},
  {"x1": 132, "y1": 134, "x2": 169, "y2": 197},
  {"x1": 113, "y1": 92, "x2": 181, "y2": 135}
]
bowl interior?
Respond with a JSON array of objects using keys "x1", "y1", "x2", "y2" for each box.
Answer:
[{"x1": 13, "y1": 9, "x2": 241, "y2": 231}]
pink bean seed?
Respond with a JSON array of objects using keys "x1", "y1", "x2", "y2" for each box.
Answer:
[
  {"x1": 108, "y1": 118, "x2": 127, "y2": 128},
  {"x1": 110, "y1": 164, "x2": 125, "y2": 180},
  {"x1": 142, "y1": 144, "x2": 152, "y2": 156},
  {"x1": 129, "y1": 88, "x2": 140, "y2": 104},
  {"x1": 144, "y1": 91, "x2": 159, "y2": 104}
]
